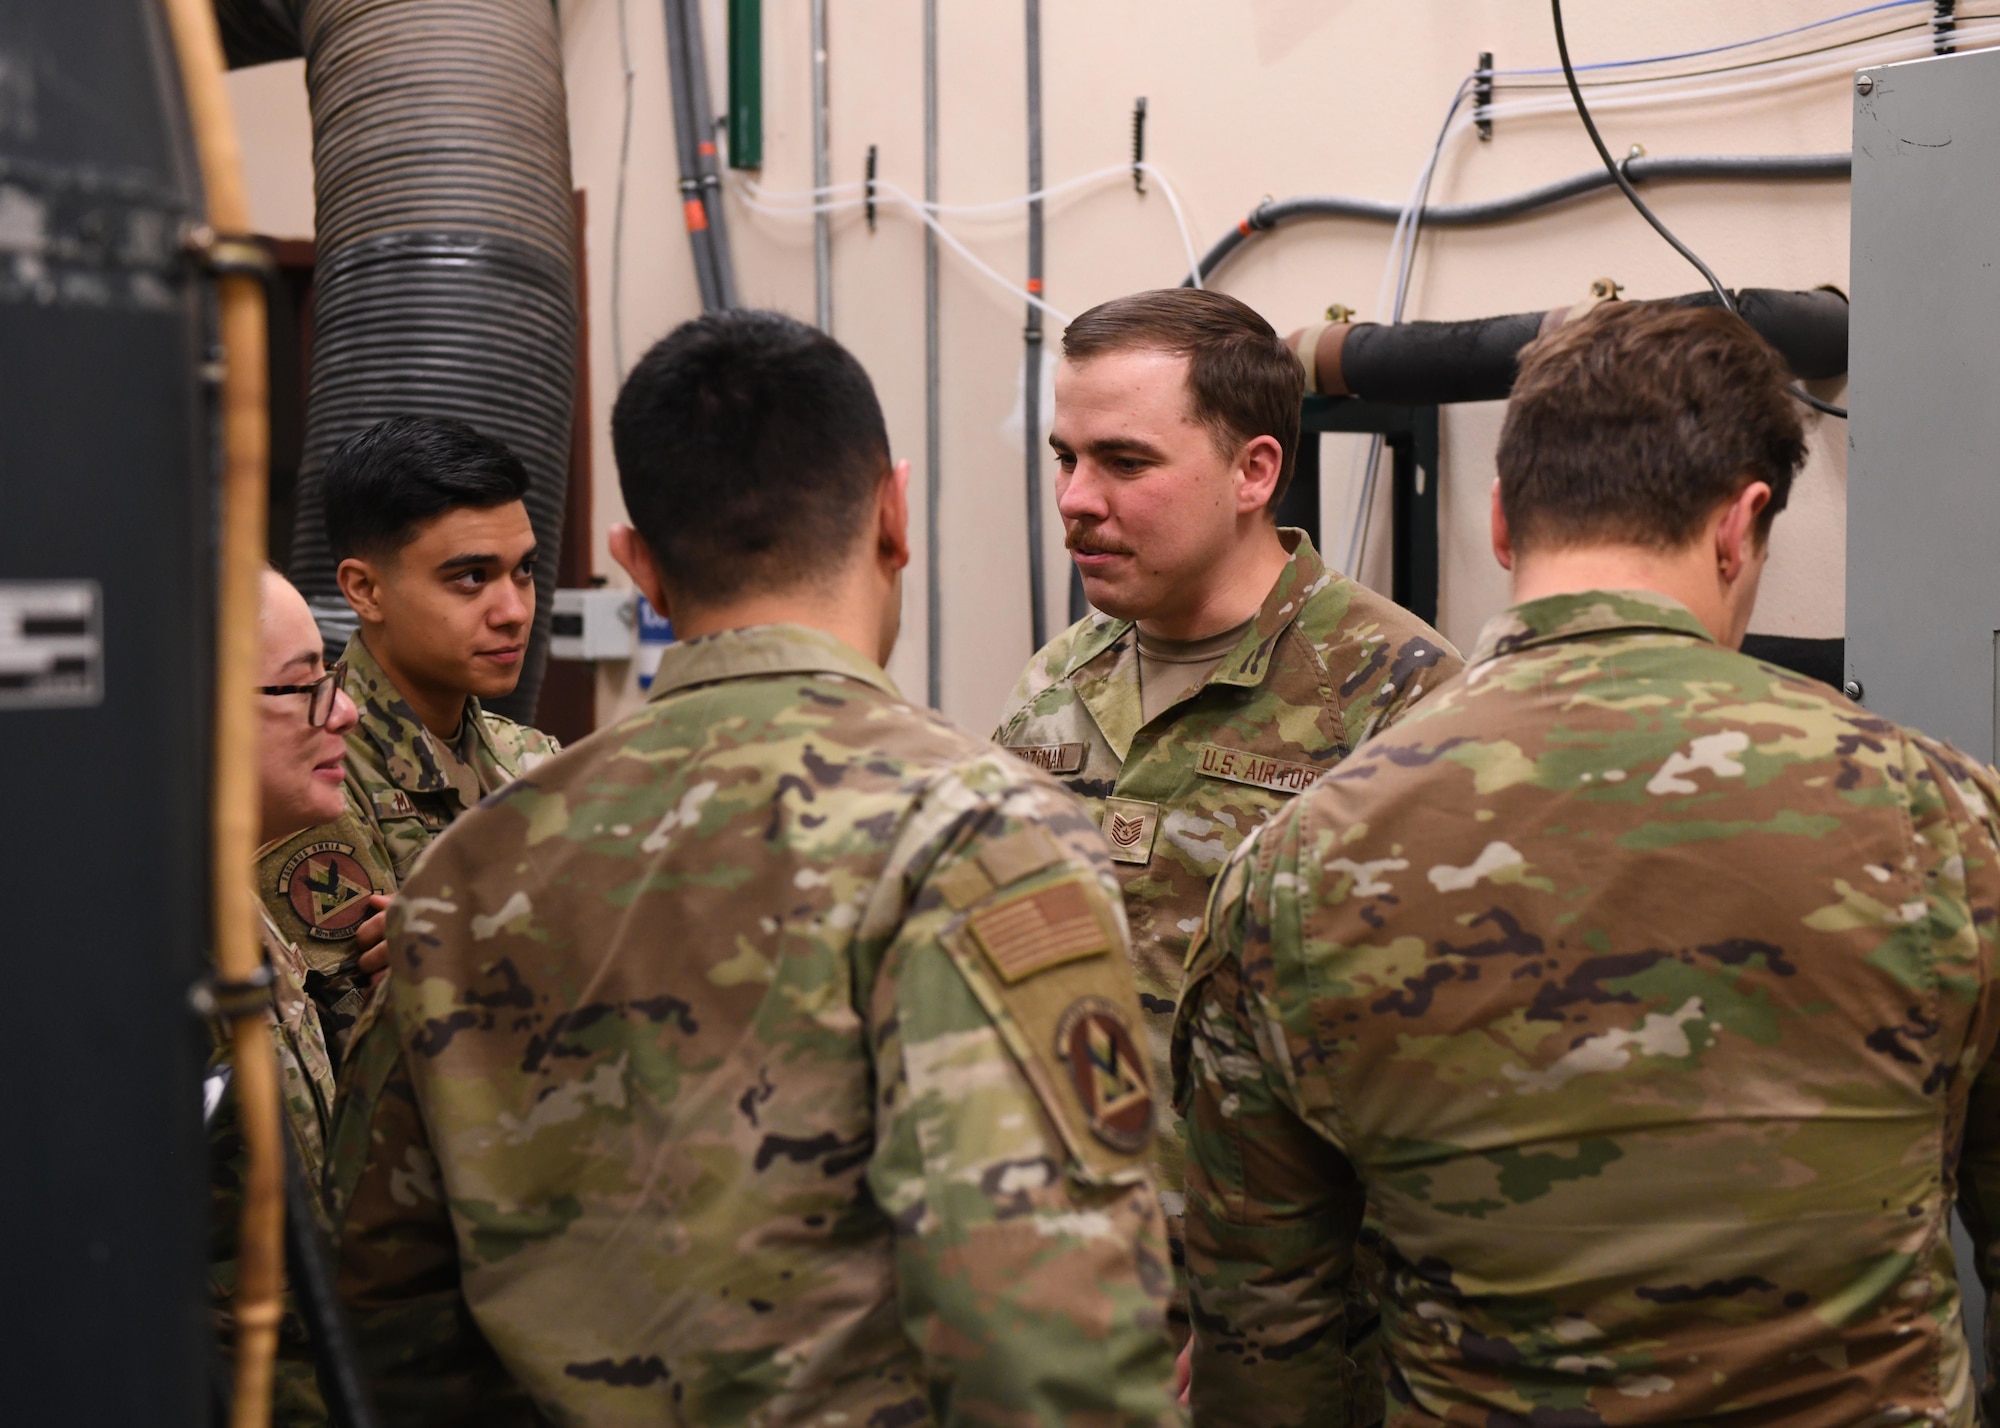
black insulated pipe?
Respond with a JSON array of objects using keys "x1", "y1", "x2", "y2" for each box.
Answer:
[
  {"x1": 1187, "y1": 153, "x2": 1852, "y2": 286},
  {"x1": 211, "y1": 0, "x2": 578, "y2": 724},
  {"x1": 1322, "y1": 287, "x2": 1847, "y2": 407}
]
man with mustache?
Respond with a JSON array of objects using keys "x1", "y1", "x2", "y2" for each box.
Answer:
[
  {"x1": 994, "y1": 288, "x2": 1461, "y2": 1398},
  {"x1": 256, "y1": 416, "x2": 558, "y2": 1050}
]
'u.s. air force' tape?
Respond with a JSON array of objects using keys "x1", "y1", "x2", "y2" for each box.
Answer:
[{"x1": 1194, "y1": 742, "x2": 1329, "y2": 795}]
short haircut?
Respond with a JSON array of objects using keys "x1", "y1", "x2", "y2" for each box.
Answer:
[
  {"x1": 1061, "y1": 288, "x2": 1305, "y2": 511},
  {"x1": 1498, "y1": 302, "x2": 1808, "y2": 554},
  {"x1": 322, "y1": 415, "x2": 531, "y2": 561},
  {"x1": 612, "y1": 310, "x2": 891, "y2": 606}
]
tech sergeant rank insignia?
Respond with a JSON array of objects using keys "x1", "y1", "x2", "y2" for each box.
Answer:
[
  {"x1": 276, "y1": 840, "x2": 375, "y2": 941},
  {"x1": 1055, "y1": 996, "x2": 1153, "y2": 1153}
]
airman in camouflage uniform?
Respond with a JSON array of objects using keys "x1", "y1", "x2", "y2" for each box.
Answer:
[
  {"x1": 1174, "y1": 302, "x2": 2000, "y2": 1426},
  {"x1": 328, "y1": 623, "x2": 1179, "y2": 1426},
  {"x1": 997, "y1": 528, "x2": 1457, "y2": 1183},
  {"x1": 997, "y1": 291, "x2": 1458, "y2": 1393},
  {"x1": 327, "y1": 309, "x2": 1182, "y2": 1427},
  {"x1": 256, "y1": 632, "x2": 556, "y2": 1051},
  {"x1": 207, "y1": 910, "x2": 338, "y2": 1426}
]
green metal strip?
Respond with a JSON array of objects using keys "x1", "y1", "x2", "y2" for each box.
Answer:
[{"x1": 727, "y1": 0, "x2": 762, "y2": 169}]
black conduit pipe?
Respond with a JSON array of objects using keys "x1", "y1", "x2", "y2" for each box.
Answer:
[
  {"x1": 1187, "y1": 153, "x2": 1852, "y2": 286},
  {"x1": 1307, "y1": 287, "x2": 1847, "y2": 407},
  {"x1": 211, "y1": 0, "x2": 578, "y2": 724}
]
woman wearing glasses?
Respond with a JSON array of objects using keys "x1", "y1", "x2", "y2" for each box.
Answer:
[{"x1": 207, "y1": 567, "x2": 361, "y2": 1428}]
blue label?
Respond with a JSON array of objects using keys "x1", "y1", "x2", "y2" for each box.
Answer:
[
  {"x1": 636, "y1": 597, "x2": 675, "y2": 644},
  {"x1": 635, "y1": 598, "x2": 675, "y2": 691}
]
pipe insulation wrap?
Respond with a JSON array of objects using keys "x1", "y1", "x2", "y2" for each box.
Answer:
[
  {"x1": 212, "y1": 0, "x2": 578, "y2": 723},
  {"x1": 1327, "y1": 287, "x2": 1847, "y2": 406}
]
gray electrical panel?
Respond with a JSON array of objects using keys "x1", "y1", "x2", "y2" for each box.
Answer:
[
  {"x1": 1848, "y1": 46, "x2": 2000, "y2": 758},
  {"x1": 1847, "y1": 44, "x2": 2000, "y2": 1377}
]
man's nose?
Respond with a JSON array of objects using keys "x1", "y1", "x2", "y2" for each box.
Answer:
[
  {"x1": 491, "y1": 576, "x2": 532, "y2": 628},
  {"x1": 1056, "y1": 463, "x2": 1107, "y2": 522}
]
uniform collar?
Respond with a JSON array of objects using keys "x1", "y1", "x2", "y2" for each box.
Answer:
[
  {"x1": 1468, "y1": 589, "x2": 1717, "y2": 667},
  {"x1": 339, "y1": 631, "x2": 496, "y2": 795},
  {"x1": 1060, "y1": 527, "x2": 1328, "y2": 681},
  {"x1": 646, "y1": 623, "x2": 900, "y2": 702},
  {"x1": 1067, "y1": 528, "x2": 1330, "y2": 759}
]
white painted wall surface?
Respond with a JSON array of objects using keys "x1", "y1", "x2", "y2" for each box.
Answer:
[{"x1": 227, "y1": 1, "x2": 1903, "y2": 732}]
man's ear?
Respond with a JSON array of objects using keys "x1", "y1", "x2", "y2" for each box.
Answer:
[
  {"x1": 1236, "y1": 435, "x2": 1285, "y2": 518},
  {"x1": 1713, "y1": 480, "x2": 1773, "y2": 583},
  {"x1": 608, "y1": 524, "x2": 673, "y2": 617},
  {"x1": 877, "y1": 460, "x2": 912, "y2": 572},
  {"x1": 1490, "y1": 480, "x2": 1515, "y2": 572},
  {"x1": 336, "y1": 556, "x2": 387, "y2": 624}
]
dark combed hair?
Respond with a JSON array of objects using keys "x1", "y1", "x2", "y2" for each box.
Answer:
[
  {"x1": 1061, "y1": 288, "x2": 1305, "y2": 510},
  {"x1": 1498, "y1": 302, "x2": 1808, "y2": 554},
  {"x1": 322, "y1": 415, "x2": 532, "y2": 561},
  {"x1": 612, "y1": 309, "x2": 891, "y2": 606}
]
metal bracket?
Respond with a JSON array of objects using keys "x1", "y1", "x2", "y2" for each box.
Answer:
[
  {"x1": 182, "y1": 225, "x2": 277, "y2": 284},
  {"x1": 1475, "y1": 52, "x2": 1495, "y2": 141},
  {"x1": 187, "y1": 962, "x2": 276, "y2": 1022},
  {"x1": 865, "y1": 144, "x2": 879, "y2": 232},
  {"x1": 1935, "y1": 0, "x2": 1958, "y2": 55},
  {"x1": 1131, "y1": 97, "x2": 1148, "y2": 193}
]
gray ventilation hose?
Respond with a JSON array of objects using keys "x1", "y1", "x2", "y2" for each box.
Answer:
[{"x1": 212, "y1": 0, "x2": 577, "y2": 724}]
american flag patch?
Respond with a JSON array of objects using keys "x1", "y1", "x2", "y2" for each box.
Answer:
[{"x1": 966, "y1": 878, "x2": 1111, "y2": 984}]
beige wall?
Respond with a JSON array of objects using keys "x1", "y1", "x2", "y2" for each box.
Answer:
[{"x1": 228, "y1": 1, "x2": 1904, "y2": 732}]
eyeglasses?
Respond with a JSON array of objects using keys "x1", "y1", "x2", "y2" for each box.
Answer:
[{"x1": 259, "y1": 660, "x2": 348, "y2": 729}]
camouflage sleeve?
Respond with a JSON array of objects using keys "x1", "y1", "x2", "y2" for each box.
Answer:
[
  {"x1": 327, "y1": 992, "x2": 541, "y2": 1428},
  {"x1": 861, "y1": 769, "x2": 1181, "y2": 1427},
  {"x1": 1173, "y1": 816, "x2": 1368, "y2": 1428},
  {"x1": 1343, "y1": 631, "x2": 1464, "y2": 750},
  {"x1": 1925, "y1": 743, "x2": 2000, "y2": 1408}
]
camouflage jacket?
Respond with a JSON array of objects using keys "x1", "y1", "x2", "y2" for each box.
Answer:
[
  {"x1": 325, "y1": 623, "x2": 1182, "y2": 1428},
  {"x1": 256, "y1": 631, "x2": 557, "y2": 1052},
  {"x1": 207, "y1": 907, "x2": 339, "y2": 1426},
  {"x1": 994, "y1": 531, "x2": 1460, "y2": 1218},
  {"x1": 1174, "y1": 589, "x2": 2000, "y2": 1428}
]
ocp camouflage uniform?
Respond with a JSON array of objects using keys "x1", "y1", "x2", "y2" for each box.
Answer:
[
  {"x1": 208, "y1": 908, "x2": 338, "y2": 1426},
  {"x1": 326, "y1": 623, "x2": 1182, "y2": 1427},
  {"x1": 256, "y1": 631, "x2": 557, "y2": 1053},
  {"x1": 995, "y1": 527, "x2": 1459, "y2": 1392},
  {"x1": 1175, "y1": 589, "x2": 2000, "y2": 1428}
]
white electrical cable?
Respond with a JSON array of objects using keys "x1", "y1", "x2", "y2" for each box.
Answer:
[
  {"x1": 610, "y1": 0, "x2": 636, "y2": 379},
  {"x1": 738, "y1": 160, "x2": 1206, "y2": 318}
]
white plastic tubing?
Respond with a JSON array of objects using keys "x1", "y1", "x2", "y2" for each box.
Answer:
[{"x1": 738, "y1": 162, "x2": 1202, "y2": 325}]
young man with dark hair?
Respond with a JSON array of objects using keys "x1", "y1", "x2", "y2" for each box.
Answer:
[
  {"x1": 328, "y1": 310, "x2": 1181, "y2": 1427},
  {"x1": 995, "y1": 287, "x2": 1460, "y2": 1375},
  {"x1": 256, "y1": 415, "x2": 557, "y2": 1049},
  {"x1": 1178, "y1": 302, "x2": 2000, "y2": 1426}
]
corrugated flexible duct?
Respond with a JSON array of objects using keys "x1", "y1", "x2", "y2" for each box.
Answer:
[{"x1": 211, "y1": 0, "x2": 577, "y2": 723}]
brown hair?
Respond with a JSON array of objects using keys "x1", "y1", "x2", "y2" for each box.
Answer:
[
  {"x1": 1061, "y1": 288, "x2": 1305, "y2": 512},
  {"x1": 1498, "y1": 301, "x2": 1807, "y2": 554}
]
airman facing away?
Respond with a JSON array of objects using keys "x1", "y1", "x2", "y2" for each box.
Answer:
[
  {"x1": 1177, "y1": 301, "x2": 2000, "y2": 1427},
  {"x1": 327, "y1": 309, "x2": 1182, "y2": 1426}
]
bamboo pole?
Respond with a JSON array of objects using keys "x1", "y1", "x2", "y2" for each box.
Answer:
[{"x1": 157, "y1": 2, "x2": 279, "y2": 1424}]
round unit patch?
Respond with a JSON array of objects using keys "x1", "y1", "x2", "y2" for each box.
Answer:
[
  {"x1": 276, "y1": 841, "x2": 375, "y2": 941},
  {"x1": 1054, "y1": 996, "x2": 1153, "y2": 1154}
]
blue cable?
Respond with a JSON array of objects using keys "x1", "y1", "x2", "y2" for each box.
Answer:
[{"x1": 1503, "y1": 0, "x2": 1926, "y2": 75}]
